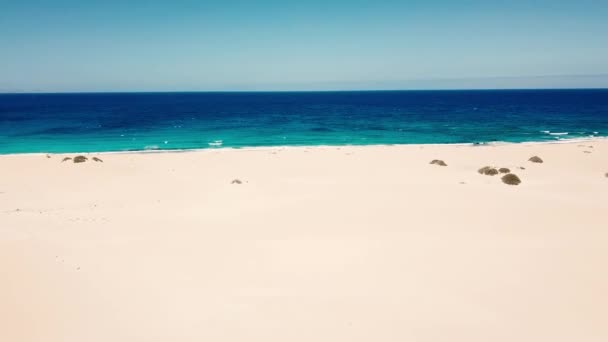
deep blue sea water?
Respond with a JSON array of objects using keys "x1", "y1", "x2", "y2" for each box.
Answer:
[{"x1": 1, "y1": 90, "x2": 607, "y2": 154}]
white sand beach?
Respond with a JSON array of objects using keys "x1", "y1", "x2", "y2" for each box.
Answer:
[{"x1": 1, "y1": 140, "x2": 608, "y2": 342}]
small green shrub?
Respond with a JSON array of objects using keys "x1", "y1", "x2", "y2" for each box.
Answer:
[
  {"x1": 430, "y1": 159, "x2": 447, "y2": 166},
  {"x1": 73, "y1": 156, "x2": 88, "y2": 163},
  {"x1": 478, "y1": 166, "x2": 499, "y2": 176},
  {"x1": 502, "y1": 173, "x2": 522, "y2": 185}
]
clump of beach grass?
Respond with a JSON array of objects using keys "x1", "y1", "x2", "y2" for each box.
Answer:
[
  {"x1": 61, "y1": 157, "x2": 72, "y2": 162},
  {"x1": 231, "y1": 179, "x2": 242, "y2": 184},
  {"x1": 501, "y1": 173, "x2": 522, "y2": 185},
  {"x1": 478, "y1": 166, "x2": 490, "y2": 174},
  {"x1": 529, "y1": 156, "x2": 543, "y2": 163},
  {"x1": 499, "y1": 167, "x2": 511, "y2": 174},
  {"x1": 478, "y1": 166, "x2": 499, "y2": 176},
  {"x1": 92, "y1": 157, "x2": 103, "y2": 163},
  {"x1": 73, "y1": 156, "x2": 88, "y2": 163},
  {"x1": 430, "y1": 159, "x2": 447, "y2": 166}
]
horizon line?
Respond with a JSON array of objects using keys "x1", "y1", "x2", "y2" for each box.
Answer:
[{"x1": 2, "y1": 87, "x2": 608, "y2": 95}]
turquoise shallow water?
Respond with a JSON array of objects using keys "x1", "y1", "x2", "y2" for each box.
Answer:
[{"x1": 1, "y1": 90, "x2": 607, "y2": 154}]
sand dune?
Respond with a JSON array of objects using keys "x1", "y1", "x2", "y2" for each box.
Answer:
[{"x1": 1, "y1": 140, "x2": 608, "y2": 341}]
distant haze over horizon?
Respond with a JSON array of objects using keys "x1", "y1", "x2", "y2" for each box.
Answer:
[
  {"x1": 2, "y1": 75, "x2": 608, "y2": 94},
  {"x1": 1, "y1": 0, "x2": 607, "y2": 92}
]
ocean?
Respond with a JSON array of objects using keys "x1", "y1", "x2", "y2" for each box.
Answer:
[{"x1": 1, "y1": 89, "x2": 607, "y2": 154}]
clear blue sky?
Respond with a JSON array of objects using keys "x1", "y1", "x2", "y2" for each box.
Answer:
[{"x1": 1, "y1": 0, "x2": 607, "y2": 92}]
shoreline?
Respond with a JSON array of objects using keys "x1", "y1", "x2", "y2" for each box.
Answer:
[{"x1": 2, "y1": 135, "x2": 606, "y2": 157}]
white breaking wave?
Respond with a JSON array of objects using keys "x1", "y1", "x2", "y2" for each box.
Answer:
[
  {"x1": 208, "y1": 140, "x2": 223, "y2": 147},
  {"x1": 541, "y1": 130, "x2": 569, "y2": 136}
]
